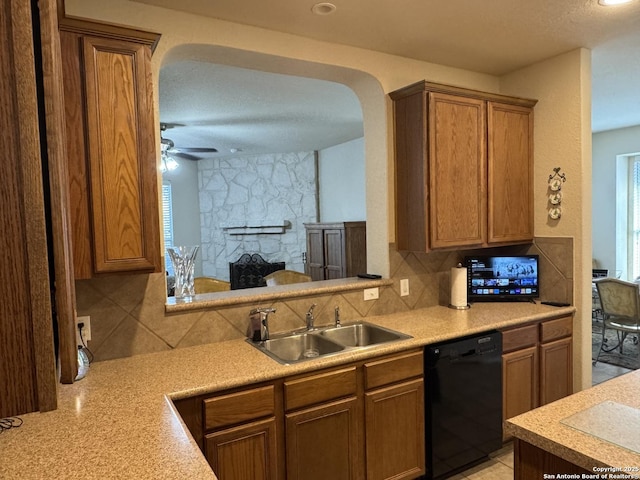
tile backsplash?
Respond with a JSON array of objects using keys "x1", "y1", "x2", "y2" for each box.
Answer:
[{"x1": 76, "y1": 237, "x2": 573, "y2": 362}]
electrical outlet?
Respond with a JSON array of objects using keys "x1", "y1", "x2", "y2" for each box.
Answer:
[
  {"x1": 364, "y1": 287, "x2": 379, "y2": 301},
  {"x1": 76, "y1": 315, "x2": 91, "y2": 347},
  {"x1": 400, "y1": 278, "x2": 410, "y2": 297}
]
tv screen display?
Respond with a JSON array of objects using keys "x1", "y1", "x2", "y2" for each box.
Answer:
[{"x1": 465, "y1": 255, "x2": 539, "y2": 302}]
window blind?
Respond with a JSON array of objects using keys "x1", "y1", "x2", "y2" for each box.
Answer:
[
  {"x1": 162, "y1": 182, "x2": 174, "y2": 275},
  {"x1": 630, "y1": 156, "x2": 640, "y2": 280}
]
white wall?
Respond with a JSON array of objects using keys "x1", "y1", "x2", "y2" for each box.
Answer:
[
  {"x1": 592, "y1": 125, "x2": 640, "y2": 278},
  {"x1": 318, "y1": 138, "x2": 366, "y2": 222}
]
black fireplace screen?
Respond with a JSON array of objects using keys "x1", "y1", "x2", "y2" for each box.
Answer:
[{"x1": 229, "y1": 253, "x2": 285, "y2": 290}]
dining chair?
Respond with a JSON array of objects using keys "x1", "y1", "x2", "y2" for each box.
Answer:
[
  {"x1": 194, "y1": 276, "x2": 231, "y2": 293},
  {"x1": 591, "y1": 270, "x2": 608, "y2": 322},
  {"x1": 264, "y1": 270, "x2": 312, "y2": 286},
  {"x1": 593, "y1": 278, "x2": 640, "y2": 366}
]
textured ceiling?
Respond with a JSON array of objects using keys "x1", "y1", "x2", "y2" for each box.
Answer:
[
  {"x1": 159, "y1": 62, "x2": 363, "y2": 158},
  {"x1": 145, "y1": 0, "x2": 640, "y2": 158}
]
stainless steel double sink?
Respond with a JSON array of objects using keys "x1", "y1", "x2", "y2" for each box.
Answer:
[{"x1": 246, "y1": 322, "x2": 412, "y2": 365}]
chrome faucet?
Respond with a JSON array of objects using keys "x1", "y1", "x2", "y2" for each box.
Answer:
[
  {"x1": 334, "y1": 306, "x2": 341, "y2": 327},
  {"x1": 305, "y1": 303, "x2": 317, "y2": 330},
  {"x1": 246, "y1": 307, "x2": 276, "y2": 342}
]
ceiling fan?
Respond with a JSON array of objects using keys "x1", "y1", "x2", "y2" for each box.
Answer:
[{"x1": 160, "y1": 123, "x2": 218, "y2": 161}]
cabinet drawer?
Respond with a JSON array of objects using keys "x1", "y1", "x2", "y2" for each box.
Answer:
[
  {"x1": 502, "y1": 324, "x2": 538, "y2": 353},
  {"x1": 540, "y1": 316, "x2": 573, "y2": 343},
  {"x1": 285, "y1": 366, "x2": 357, "y2": 411},
  {"x1": 364, "y1": 350, "x2": 423, "y2": 390},
  {"x1": 284, "y1": 367, "x2": 356, "y2": 411},
  {"x1": 204, "y1": 385, "x2": 275, "y2": 431}
]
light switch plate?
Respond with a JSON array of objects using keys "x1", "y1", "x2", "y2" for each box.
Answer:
[{"x1": 400, "y1": 278, "x2": 410, "y2": 297}]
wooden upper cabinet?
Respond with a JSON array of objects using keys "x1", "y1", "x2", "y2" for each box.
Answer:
[
  {"x1": 429, "y1": 92, "x2": 486, "y2": 249},
  {"x1": 392, "y1": 91, "x2": 428, "y2": 252},
  {"x1": 60, "y1": 26, "x2": 161, "y2": 278},
  {"x1": 487, "y1": 102, "x2": 534, "y2": 244},
  {"x1": 390, "y1": 81, "x2": 536, "y2": 253}
]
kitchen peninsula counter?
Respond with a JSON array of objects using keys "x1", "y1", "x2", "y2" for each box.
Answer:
[
  {"x1": 505, "y1": 368, "x2": 640, "y2": 477},
  {"x1": 0, "y1": 302, "x2": 574, "y2": 479}
]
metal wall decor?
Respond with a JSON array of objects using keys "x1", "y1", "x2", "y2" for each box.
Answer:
[{"x1": 548, "y1": 167, "x2": 566, "y2": 220}]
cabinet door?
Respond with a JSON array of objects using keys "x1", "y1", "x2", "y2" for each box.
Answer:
[
  {"x1": 285, "y1": 397, "x2": 362, "y2": 480},
  {"x1": 540, "y1": 337, "x2": 573, "y2": 406},
  {"x1": 393, "y1": 91, "x2": 429, "y2": 252},
  {"x1": 428, "y1": 92, "x2": 487, "y2": 249},
  {"x1": 365, "y1": 379, "x2": 425, "y2": 480},
  {"x1": 324, "y1": 228, "x2": 345, "y2": 279},
  {"x1": 205, "y1": 417, "x2": 278, "y2": 480},
  {"x1": 343, "y1": 222, "x2": 367, "y2": 277},
  {"x1": 503, "y1": 346, "x2": 539, "y2": 430},
  {"x1": 487, "y1": 102, "x2": 534, "y2": 244},
  {"x1": 306, "y1": 227, "x2": 325, "y2": 280},
  {"x1": 81, "y1": 36, "x2": 161, "y2": 274}
]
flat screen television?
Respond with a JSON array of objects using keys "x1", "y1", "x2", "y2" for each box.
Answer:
[{"x1": 465, "y1": 255, "x2": 539, "y2": 302}]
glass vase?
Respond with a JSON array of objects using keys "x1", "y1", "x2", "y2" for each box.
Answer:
[{"x1": 167, "y1": 245, "x2": 199, "y2": 300}]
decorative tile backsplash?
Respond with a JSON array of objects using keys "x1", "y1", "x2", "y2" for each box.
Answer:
[{"x1": 76, "y1": 237, "x2": 573, "y2": 362}]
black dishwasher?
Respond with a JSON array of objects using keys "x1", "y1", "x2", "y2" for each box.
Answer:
[{"x1": 424, "y1": 331, "x2": 502, "y2": 479}]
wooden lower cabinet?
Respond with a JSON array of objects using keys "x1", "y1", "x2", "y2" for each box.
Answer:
[
  {"x1": 540, "y1": 336, "x2": 572, "y2": 405},
  {"x1": 514, "y1": 439, "x2": 589, "y2": 480},
  {"x1": 364, "y1": 379, "x2": 425, "y2": 480},
  {"x1": 285, "y1": 397, "x2": 360, "y2": 480},
  {"x1": 364, "y1": 350, "x2": 425, "y2": 480},
  {"x1": 205, "y1": 418, "x2": 278, "y2": 480},
  {"x1": 183, "y1": 349, "x2": 425, "y2": 480},
  {"x1": 502, "y1": 315, "x2": 573, "y2": 438},
  {"x1": 199, "y1": 384, "x2": 281, "y2": 480},
  {"x1": 503, "y1": 345, "x2": 539, "y2": 423},
  {"x1": 284, "y1": 366, "x2": 362, "y2": 480}
]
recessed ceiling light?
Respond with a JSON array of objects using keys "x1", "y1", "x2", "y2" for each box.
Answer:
[
  {"x1": 598, "y1": 0, "x2": 633, "y2": 5},
  {"x1": 311, "y1": 2, "x2": 337, "y2": 15}
]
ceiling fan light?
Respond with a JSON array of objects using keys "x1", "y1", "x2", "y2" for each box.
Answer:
[
  {"x1": 161, "y1": 138, "x2": 174, "y2": 151},
  {"x1": 160, "y1": 151, "x2": 179, "y2": 173},
  {"x1": 166, "y1": 157, "x2": 179, "y2": 171}
]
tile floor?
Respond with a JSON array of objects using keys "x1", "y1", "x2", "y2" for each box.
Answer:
[
  {"x1": 591, "y1": 360, "x2": 633, "y2": 385},
  {"x1": 449, "y1": 361, "x2": 634, "y2": 480},
  {"x1": 450, "y1": 444, "x2": 514, "y2": 480}
]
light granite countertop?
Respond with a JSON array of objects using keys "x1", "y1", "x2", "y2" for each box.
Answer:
[
  {"x1": 0, "y1": 302, "x2": 574, "y2": 479},
  {"x1": 505, "y1": 368, "x2": 640, "y2": 473}
]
